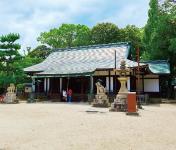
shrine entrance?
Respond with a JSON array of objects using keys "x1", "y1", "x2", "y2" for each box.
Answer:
[{"x1": 62, "y1": 77, "x2": 90, "y2": 102}]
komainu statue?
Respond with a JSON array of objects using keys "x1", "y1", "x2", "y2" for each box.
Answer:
[
  {"x1": 92, "y1": 81, "x2": 109, "y2": 107},
  {"x1": 96, "y1": 82, "x2": 106, "y2": 94},
  {"x1": 7, "y1": 83, "x2": 16, "y2": 93},
  {"x1": 4, "y1": 83, "x2": 17, "y2": 103}
]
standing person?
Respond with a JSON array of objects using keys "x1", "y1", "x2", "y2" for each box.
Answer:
[
  {"x1": 0, "y1": 95, "x2": 4, "y2": 103},
  {"x1": 67, "y1": 88, "x2": 72, "y2": 103},
  {"x1": 62, "y1": 90, "x2": 67, "y2": 102}
]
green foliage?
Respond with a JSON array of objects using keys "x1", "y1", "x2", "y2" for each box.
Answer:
[
  {"x1": 38, "y1": 24, "x2": 91, "y2": 48},
  {"x1": 0, "y1": 73, "x2": 16, "y2": 87},
  {"x1": 0, "y1": 33, "x2": 43, "y2": 88},
  {"x1": 143, "y1": 0, "x2": 176, "y2": 75},
  {"x1": 91, "y1": 23, "x2": 120, "y2": 44},
  {"x1": 28, "y1": 45, "x2": 52, "y2": 59},
  {"x1": 12, "y1": 56, "x2": 43, "y2": 85},
  {"x1": 91, "y1": 23, "x2": 143, "y2": 60},
  {"x1": 120, "y1": 25, "x2": 143, "y2": 47},
  {"x1": 16, "y1": 83, "x2": 25, "y2": 91},
  {"x1": 38, "y1": 22, "x2": 143, "y2": 60},
  {"x1": 143, "y1": 0, "x2": 159, "y2": 52},
  {"x1": 21, "y1": 56, "x2": 43, "y2": 67},
  {"x1": 120, "y1": 25, "x2": 144, "y2": 60},
  {"x1": 0, "y1": 33, "x2": 22, "y2": 87},
  {"x1": 140, "y1": 51, "x2": 151, "y2": 60}
]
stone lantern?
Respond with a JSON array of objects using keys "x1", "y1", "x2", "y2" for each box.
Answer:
[{"x1": 110, "y1": 59, "x2": 130, "y2": 111}]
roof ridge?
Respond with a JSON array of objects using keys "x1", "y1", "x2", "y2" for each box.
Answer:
[{"x1": 53, "y1": 42, "x2": 130, "y2": 52}]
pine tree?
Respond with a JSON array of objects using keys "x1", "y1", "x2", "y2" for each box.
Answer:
[{"x1": 0, "y1": 33, "x2": 21, "y2": 86}]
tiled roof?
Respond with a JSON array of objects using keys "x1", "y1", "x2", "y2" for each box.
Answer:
[
  {"x1": 143, "y1": 60, "x2": 170, "y2": 74},
  {"x1": 24, "y1": 43, "x2": 140, "y2": 76}
]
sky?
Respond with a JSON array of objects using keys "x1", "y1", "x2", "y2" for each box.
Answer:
[{"x1": 0, "y1": 0, "x2": 149, "y2": 52}]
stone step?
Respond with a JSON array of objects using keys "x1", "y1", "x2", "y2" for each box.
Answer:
[{"x1": 161, "y1": 99, "x2": 176, "y2": 103}]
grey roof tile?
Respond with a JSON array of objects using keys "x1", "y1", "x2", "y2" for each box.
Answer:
[{"x1": 24, "y1": 43, "x2": 139, "y2": 75}]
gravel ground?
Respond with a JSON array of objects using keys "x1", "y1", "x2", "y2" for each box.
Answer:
[{"x1": 0, "y1": 102, "x2": 176, "y2": 150}]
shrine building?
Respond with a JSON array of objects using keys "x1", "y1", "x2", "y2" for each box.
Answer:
[{"x1": 24, "y1": 43, "x2": 170, "y2": 101}]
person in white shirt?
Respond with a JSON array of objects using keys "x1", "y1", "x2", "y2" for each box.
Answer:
[{"x1": 62, "y1": 90, "x2": 67, "y2": 102}]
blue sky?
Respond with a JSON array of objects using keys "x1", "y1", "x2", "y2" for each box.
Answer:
[{"x1": 0, "y1": 0, "x2": 149, "y2": 52}]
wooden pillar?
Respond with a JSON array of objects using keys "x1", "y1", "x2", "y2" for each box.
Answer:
[
  {"x1": 114, "y1": 49, "x2": 117, "y2": 94},
  {"x1": 142, "y1": 75, "x2": 144, "y2": 93},
  {"x1": 60, "y1": 78, "x2": 62, "y2": 93},
  {"x1": 46, "y1": 78, "x2": 48, "y2": 95},
  {"x1": 114, "y1": 76, "x2": 117, "y2": 94},
  {"x1": 44, "y1": 78, "x2": 47, "y2": 93},
  {"x1": 32, "y1": 77, "x2": 35, "y2": 92},
  {"x1": 90, "y1": 75, "x2": 93, "y2": 94},
  {"x1": 47, "y1": 78, "x2": 50, "y2": 93},
  {"x1": 81, "y1": 78, "x2": 84, "y2": 94}
]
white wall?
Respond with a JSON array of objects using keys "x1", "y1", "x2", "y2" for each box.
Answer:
[
  {"x1": 127, "y1": 77, "x2": 130, "y2": 91},
  {"x1": 106, "y1": 77, "x2": 113, "y2": 92},
  {"x1": 144, "y1": 79, "x2": 159, "y2": 92}
]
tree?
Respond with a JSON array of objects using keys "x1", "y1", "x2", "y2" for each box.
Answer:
[
  {"x1": 0, "y1": 33, "x2": 21, "y2": 87},
  {"x1": 143, "y1": 0, "x2": 159, "y2": 54},
  {"x1": 120, "y1": 25, "x2": 143, "y2": 46},
  {"x1": 143, "y1": 0, "x2": 176, "y2": 68},
  {"x1": 38, "y1": 24, "x2": 91, "y2": 48},
  {"x1": 91, "y1": 22, "x2": 120, "y2": 44},
  {"x1": 120, "y1": 25, "x2": 144, "y2": 60},
  {"x1": 12, "y1": 56, "x2": 43, "y2": 85},
  {"x1": 151, "y1": 0, "x2": 176, "y2": 72},
  {"x1": 28, "y1": 45, "x2": 52, "y2": 59}
]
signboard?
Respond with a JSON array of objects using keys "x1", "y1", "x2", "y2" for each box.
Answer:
[{"x1": 25, "y1": 87, "x2": 32, "y2": 93}]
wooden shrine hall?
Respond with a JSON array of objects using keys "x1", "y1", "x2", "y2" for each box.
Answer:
[{"x1": 24, "y1": 43, "x2": 170, "y2": 101}]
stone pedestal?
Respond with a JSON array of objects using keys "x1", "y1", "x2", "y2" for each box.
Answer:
[
  {"x1": 92, "y1": 81, "x2": 109, "y2": 107},
  {"x1": 92, "y1": 93, "x2": 109, "y2": 107},
  {"x1": 4, "y1": 93, "x2": 17, "y2": 103},
  {"x1": 110, "y1": 77, "x2": 128, "y2": 111}
]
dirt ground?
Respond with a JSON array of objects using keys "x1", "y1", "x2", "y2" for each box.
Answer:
[{"x1": 0, "y1": 102, "x2": 176, "y2": 150}]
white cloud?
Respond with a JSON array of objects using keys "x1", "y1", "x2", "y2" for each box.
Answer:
[
  {"x1": 0, "y1": 0, "x2": 149, "y2": 53},
  {"x1": 100, "y1": 1, "x2": 149, "y2": 28}
]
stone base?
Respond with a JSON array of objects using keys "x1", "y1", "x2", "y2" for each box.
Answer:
[
  {"x1": 92, "y1": 94, "x2": 109, "y2": 108},
  {"x1": 4, "y1": 93, "x2": 17, "y2": 104},
  {"x1": 126, "y1": 112, "x2": 139, "y2": 116},
  {"x1": 92, "y1": 102, "x2": 110, "y2": 108},
  {"x1": 110, "y1": 93, "x2": 128, "y2": 112},
  {"x1": 3, "y1": 101, "x2": 18, "y2": 104},
  {"x1": 110, "y1": 104, "x2": 127, "y2": 112}
]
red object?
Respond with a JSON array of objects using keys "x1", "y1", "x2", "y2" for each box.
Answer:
[
  {"x1": 127, "y1": 92, "x2": 137, "y2": 113},
  {"x1": 0, "y1": 95, "x2": 4, "y2": 102},
  {"x1": 67, "y1": 89, "x2": 72, "y2": 96}
]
